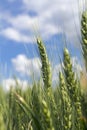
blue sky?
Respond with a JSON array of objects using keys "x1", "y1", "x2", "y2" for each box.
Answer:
[{"x1": 0, "y1": 0, "x2": 85, "y2": 89}]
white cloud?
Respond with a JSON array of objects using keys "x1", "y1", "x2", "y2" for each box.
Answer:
[
  {"x1": 22, "y1": 0, "x2": 49, "y2": 12},
  {"x1": 21, "y1": 0, "x2": 86, "y2": 44},
  {"x1": 7, "y1": 13, "x2": 60, "y2": 39},
  {"x1": 12, "y1": 54, "x2": 41, "y2": 77},
  {"x1": 21, "y1": 0, "x2": 83, "y2": 42},
  {"x1": 0, "y1": 28, "x2": 32, "y2": 43},
  {"x1": 8, "y1": 15, "x2": 38, "y2": 30},
  {"x1": 2, "y1": 78, "x2": 28, "y2": 91},
  {"x1": 0, "y1": 0, "x2": 84, "y2": 43}
]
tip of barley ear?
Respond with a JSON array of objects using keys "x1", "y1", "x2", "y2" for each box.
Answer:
[
  {"x1": 82, "y1": 11, "x2": 87, "y2": 19},
  {"x1": 37, "y1": 38, "x2": 41, "y2": 44},
  {"x1": 64, "y1": 48, "x2": 69, "y2": 55}
]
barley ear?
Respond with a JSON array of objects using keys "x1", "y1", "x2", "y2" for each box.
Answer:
[
  {"x1": 81, "y1": 11, "x2": 87, "y2": 71},
  {"x1": 59, "y1": 72, "x2": 72, "y2": 130},
  {"x1": 63, "y1": 48, "x2": 83, "y2": 129},
  {"x1": 37, "y1": 38, "x2": 57, "y2": 121},
  {"x1": 37, "y1": 38, "x2": 52, "y2": 89}
]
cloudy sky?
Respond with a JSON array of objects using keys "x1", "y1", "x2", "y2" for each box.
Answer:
[{"x1": 0, "y1": 0, "x2": 85, "y2": 89}]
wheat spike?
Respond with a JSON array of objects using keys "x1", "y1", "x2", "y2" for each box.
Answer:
[
  {"x1": 37, "y1": 38, "x2": 52, "y2": 89},
  {"x1": 59, "y1": 72, "x2": 72, "y2": 130},
  {"x1": 81, "y1": 11, "x2": 87, "y2": 70},
  {"x1": 63, "y1": 48, "x2": 83, "y2": 129}
]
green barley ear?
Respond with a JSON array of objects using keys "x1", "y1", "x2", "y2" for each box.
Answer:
[
  {"x1": 59, "y1": 72, "x2": 72, "y2": 130},
  {"x1": 37, "y1": 38, "x2": 52, "y2": 89},
  {"x1": 42, "y1": 100, "x2": 55, "y2": 130},
  {"x1": 63, "y1": 48, "x2": 83, "y2": 129},
  {"x1": 63, "y1": 48, "x2": 79, "y2": 102},
  {"x1": 81, "y1": 11, "x2": 87, "y2": 70},
  {"x1": 37, "y1": 38, "x2": 57, "y2": 124}
]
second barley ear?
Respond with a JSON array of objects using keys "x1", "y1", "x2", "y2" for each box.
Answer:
[
  {"x1": 59, "y1": 72, "x2": 72, "y2": 130},
  {"x1": 81, "y1": 11, "x2": 87, "y2": 71}
]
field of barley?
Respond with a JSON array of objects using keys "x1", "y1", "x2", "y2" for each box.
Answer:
[{"x1": 0, "y1": 1, "x2": 87, "y2": 130}]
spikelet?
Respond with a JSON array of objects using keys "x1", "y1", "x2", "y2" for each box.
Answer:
[
  {"x1": 59, "y1": 72, "x2": 72, "y2": 130},
  {"x1": 63, "y1": 48, "x2": 83, "y2": 129},
  {"x1": 81, "y1": 11, "x2": 87, "y2": 70},
  {"x1": 42, "y1": 100, "x2": 55, "y2": 130},
  {"x1": 28, "y1": 120, "x2": 33, "y2": 130}
]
